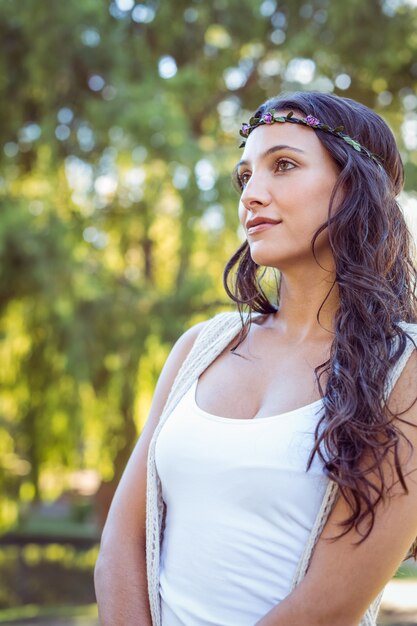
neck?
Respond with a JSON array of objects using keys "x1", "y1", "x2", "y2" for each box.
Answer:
[{"x1": 271, "y1": 263, "x2": 339, "y2": 344}]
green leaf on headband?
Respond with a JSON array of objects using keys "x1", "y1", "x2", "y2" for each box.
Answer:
[
  {"x1": 334, "y1": 126, "x2": 345, "y2": 133},
  {"x1": 249, "y1": 117, "x2": 258, "y2": 125},
  {"x1": 274, "y1": 115, "x2": 286, "y2": 122},
  {"x1": 343, "y1": 137, "x2": 362, "y2": 151},
  {"x1": 239, "y1": 141, "x2": 245, "y2": 148},
  {"x1": 286, "y1": 111, "x2": 294, "y2": 118}
]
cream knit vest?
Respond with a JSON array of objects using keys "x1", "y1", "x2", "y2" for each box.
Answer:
[{"x1": 146, "y1": 312, "x2": 417, "y2": 626}]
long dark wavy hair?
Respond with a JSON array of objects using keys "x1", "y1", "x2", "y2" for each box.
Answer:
[{"x1": 223, "y1": 91, "x2": 417, "y2": 558}]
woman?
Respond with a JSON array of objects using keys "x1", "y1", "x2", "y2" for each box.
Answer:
[{"x1": 94, "y1": 91, "x2": 417, "y2": 626}]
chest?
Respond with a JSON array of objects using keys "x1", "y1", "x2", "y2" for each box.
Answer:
[{"x1": 197, "y1": 329, "x2": 330, "y2": 420}]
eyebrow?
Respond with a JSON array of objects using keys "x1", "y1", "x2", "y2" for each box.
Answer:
[{"x1": 235, "y1": 144, "x2": 305, "y2": 168}]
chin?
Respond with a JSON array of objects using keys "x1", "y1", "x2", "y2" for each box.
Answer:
[
  {"x1": 249, "y1": 249, "x2": 315, "y2": 272},
  {"x1": 249, "y1": 239, "x2": 331, "y2": 270},
  {"x1": 250, "y1": 253, "x2": 285, "y2": 269},
  {"x1": 248, "y1": 243, "x2": 288, "y2": 268}
]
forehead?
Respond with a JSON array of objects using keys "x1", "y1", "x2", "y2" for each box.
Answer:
[{"x1": 241, "y1": 121, "x2": 328, "y2": 161}]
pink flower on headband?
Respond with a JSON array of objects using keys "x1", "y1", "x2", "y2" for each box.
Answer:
[
  {"x1": 241, "y1": 123, "x2": 250, "y2": 136},
  {"x1": 305, "y1": 115, "x2": 320, "y2": 127},
  {"x1": 262, "y1": 112, "x2": 273, "y2": 124}
]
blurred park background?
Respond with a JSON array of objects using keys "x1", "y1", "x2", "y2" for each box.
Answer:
[{"x1": 1, "y1": 0, "x2": 417, "y2": 624}]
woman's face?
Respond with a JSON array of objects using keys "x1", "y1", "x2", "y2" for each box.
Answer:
[{"x1": 236, "y1": 117, "x2": 341, "y2": 271}]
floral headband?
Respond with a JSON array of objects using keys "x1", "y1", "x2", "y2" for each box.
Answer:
[{"x1": 239, "y1": 111, "x2": 382, "y2": 165}]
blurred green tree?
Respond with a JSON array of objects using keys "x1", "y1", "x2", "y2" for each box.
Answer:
[{"x1": 0, "y1": 0, "x2": 416, "y2": 527}]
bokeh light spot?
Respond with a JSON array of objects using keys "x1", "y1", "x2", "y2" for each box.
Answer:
[
  {"x1": 172, "y1": 164, "x2": 191, "y2": 190},
  {"x1": 19, "y1": 123, "x2": 41, "y2": 143},
  {"x1": 102, "y1": 86, "x2": 117, "y2": 100},
  {"x1": 285, "y1": 58, "x2": 315, "y2": 84},
  {"x1": 335, "y1": 73, "x2": 351, "y2": 90},
  {"x1": 55, "y1": 125, "x2": 71, "y2": 141},
  {"x1": 94, "y1": 175, "x2": 118, "y2": 196},
  {"x1": 403, "y1": 94, "x2": 417, "y2": 111},
  {"x1": 184, "y1": 7, "x2": 198, "y2": 22},
  {"x1": 200, "y1": 204, "x2": 225, "y2": 231},
  {"x1": 402, "y1": 116, "x2": 417, "y2": 150},
  {"x1": 77, "y1": 125, "x2": 95, "y2": 152},
  {"x1": 158, "y1": 56, "x2": 178, "y2": 79},
  {"x1": 270, "y1": 29, "x2": 286, "y2": 45},
  {"x1": 132, "y1": 145, "x2": 148, "y2": 163},
  {"x1": 57, "y1": 107, "x2": 74, "y2": 124},
  {"x1": 223, "y1": 67, "x2": 247, "y2": 90},
  {"x1": 271, "y1": 11, "x2": 287, "y2": 27},
  {"x1": 115, "y1": 0, "x2": 134, "y2": 10},
  {"x1": 88, "y1": 75, "x2": 105, "y2": 91},
  {"x1": 195, "y1": 159, "x2": 216, "y2": 191},
  {"x1": 372, "y1": 78, "x2": 388, "y2": 93},
  {"x1": 132, "y1": 4, "x2": 156, "y2": 23},
  {"x1": 83, "y1": 226, "x2": 109, "y2": 249},
  {"x1": 81, "y1": 28, "x2": 101, "y2": 47},
  {"x1": 205, "y1": 24, "x2": 231, "y2": 48},
  {"x1": 260, "y1": 0, "x2": 277, "y2": 16},
  {"x1": 378, "y1": 91, "x2": 393, "y2": 106},
  {"x1": 4, "y1": 142, "x2": 19, "y2": 157}
]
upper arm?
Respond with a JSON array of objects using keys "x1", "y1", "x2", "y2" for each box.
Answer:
[
  {"x1": 99, "y1": 320, "x2": 207, "y2": 547},
  {"x1": 294, "y1": 349, "x2": 417, "y2": 625}
]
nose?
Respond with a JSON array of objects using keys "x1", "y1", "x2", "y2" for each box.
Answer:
[{"x1": 240, "y1": 172, "x2": 271, "y2": 213}]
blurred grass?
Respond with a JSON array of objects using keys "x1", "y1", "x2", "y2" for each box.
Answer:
[
  {"x1": 10, "y1": 519, "x2": 99, "y2": 541},
  {"x1": 0, "y1": 603, "x2": 97, "y2": 623}
]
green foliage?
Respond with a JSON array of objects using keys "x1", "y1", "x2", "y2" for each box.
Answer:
[
  {"x1": 0, "y1": 544, "x2": 98, "y2": 611},
  {"x1": 0, "y1": 0, "x2": 416, "y2": 529}
]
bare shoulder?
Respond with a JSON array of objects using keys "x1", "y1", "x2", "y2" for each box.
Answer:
[
  {"x1": 145, "y1": 319, "x2": 209, "y2": 431},
  {"x1": 149, "y1": 311, "x2": 242, "y2": 427}
]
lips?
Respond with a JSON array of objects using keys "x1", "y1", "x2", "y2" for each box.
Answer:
[{"x1": 246, "y1": 216, "x2": 282, "y2": 235}]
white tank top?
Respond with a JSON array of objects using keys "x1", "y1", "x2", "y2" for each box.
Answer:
[{"x1": 155, "y1": 378, "x2": 329, "y2": 626}]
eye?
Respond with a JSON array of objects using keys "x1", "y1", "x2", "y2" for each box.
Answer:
[
  {"x1": 233, "y1": 169, "x2": 251, "y2": 192},
  {"x1": 238, "y1": 171, "x2": 251, "y2": 188},
  {"x1": 232, "y1": 158, "x2": 296, "y2": 193},
  {"x1": 274, "y1": 158, "x2": 296, "y2": 172}
]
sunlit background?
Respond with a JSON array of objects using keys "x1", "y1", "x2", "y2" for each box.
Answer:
[{"x1": 1, "y1": 0, "x2": 417, "y2": 624}]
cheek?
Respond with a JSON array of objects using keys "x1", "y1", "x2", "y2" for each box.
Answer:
[
  {"x1": 298, "y1": 177, "x2": 338, "y2": 220},
  {"x1": 238, "y1": 201, "x2": 246, "y2": 225}
]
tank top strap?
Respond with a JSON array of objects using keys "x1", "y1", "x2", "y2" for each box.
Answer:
[{"x1": 384, "y1": 322, "x2": 417, "y2": 400}]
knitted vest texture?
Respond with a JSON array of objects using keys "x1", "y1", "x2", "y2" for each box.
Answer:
[{"x1": 146, "y1": 312, "x2": 417, "y2": 626}]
